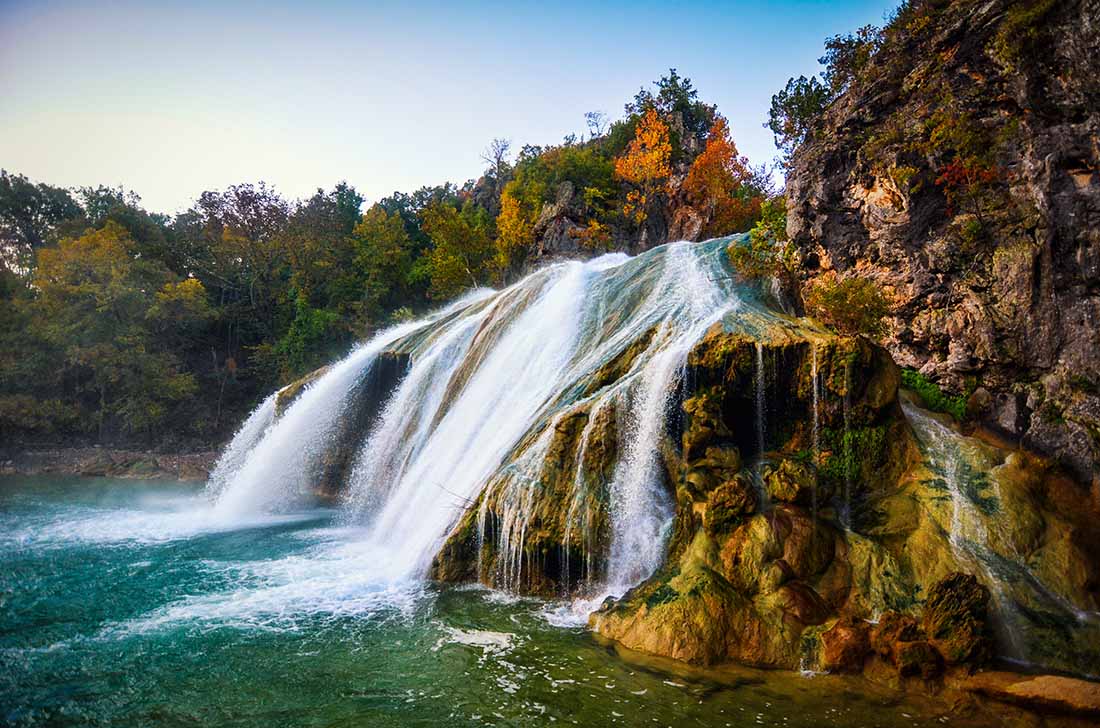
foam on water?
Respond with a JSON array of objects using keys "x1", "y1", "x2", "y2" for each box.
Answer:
[
  {"x1": 0, "y1": 492, "x2": 319, "y2": 549},
  {"x1": 108, "y1": 533, "x2": 429, "y2": 635}
]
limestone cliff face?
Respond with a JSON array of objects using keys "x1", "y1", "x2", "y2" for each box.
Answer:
[{"x1": 786, "y1": 0, "x2": 1100, "y2": 486}]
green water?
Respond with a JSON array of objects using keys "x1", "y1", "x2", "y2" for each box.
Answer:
[{"x1": 1, "y1": 477, "x2": 1003, "y2": 727}]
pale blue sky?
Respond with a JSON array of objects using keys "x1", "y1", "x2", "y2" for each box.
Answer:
[{"x1": 0, "y1": 0, "x2": 897, "y2": 213}]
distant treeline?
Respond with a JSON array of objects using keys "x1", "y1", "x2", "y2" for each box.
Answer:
[{"x1": 0, "y1": 70, "x2": 775, "y2": 448}]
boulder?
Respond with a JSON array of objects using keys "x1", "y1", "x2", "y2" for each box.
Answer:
[
  {"x1": 821, "y1": 616, "x2": 872, "y2": 673},
  {"x1": 922, "y1": 573, "x2": 992, "y2": 667},
  {"x1": 894, "y1": 640, "x2": 942, "y2": 680}
]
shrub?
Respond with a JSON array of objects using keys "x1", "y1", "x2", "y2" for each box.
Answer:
[
  {"x1": 900, "y1": 369, "x2": 968, "y2": 421},
  {"x1": 803, "y1": 272, "x2": 890, "y2": 338},
  {"x1": 728, "y1": 197, "x2": 796, "y2": 281}
]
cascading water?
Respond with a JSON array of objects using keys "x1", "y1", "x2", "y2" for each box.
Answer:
[
  {"x1": 810, "y1": 345, "x2": 820, "y2": 521},
  {"x1": 209, "y1": 239, "x2": 791, "y2": 603},
  {"x1": 754, "y1": 342, "x2": 766, "y2": 457},
  {"x1": 903, "y1": 402, "x2": 1032, "y2": 661},
  {"x1": 205, "y1": 393, "x2": 277, "y2": 500}
]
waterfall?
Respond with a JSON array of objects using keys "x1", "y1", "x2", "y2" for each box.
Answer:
[
  {"x1": 810, "y1": 345, "x2": 820, "y2": 522},
  {"x1": 208, "y1": 238, "x2": 787, "y2": 600},
  {"x1": 903, "y1": 402, "x2": 1029, "y2": 661},
  {"x1": 840, "y1": 361, "x2": 853, "y2": 530},
  {"x1": 205, "y1": 393, "x2": 277, "y2": 500},
  {"x1": 754, "y1": 342, "x2": 766, "y2": 457}
]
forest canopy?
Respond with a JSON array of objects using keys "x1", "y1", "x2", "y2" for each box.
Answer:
[{"x1": 0, "y1": 71, "x2": 775, "y2": 448}]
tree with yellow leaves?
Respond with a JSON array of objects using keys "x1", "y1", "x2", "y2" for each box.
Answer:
[
  {"x1": 494, "y1": 183, "x2": 534, "y2": 277},
  {"x1": 614, "y1": 108, "x2": 671, "y2": 224},
  {"x1": 684, "y1": 117, "x2": 762, "y2": 237}
]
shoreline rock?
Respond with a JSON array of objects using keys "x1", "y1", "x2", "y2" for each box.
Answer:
[{"x1": 0, "y1": 447, "x2": 216, "y2": 481}]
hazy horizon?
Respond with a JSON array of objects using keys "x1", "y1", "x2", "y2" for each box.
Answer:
[{"x1": 1, "y1": 0, "x2": 897, "y2": 213}]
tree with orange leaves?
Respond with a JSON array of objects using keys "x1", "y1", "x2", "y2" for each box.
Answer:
[
  {"x1": 684, "y1": 117, "x2": 762, "y2": 236},
  {"x1": 614, "y1": 108, "x2": 671, "y2": 224}
]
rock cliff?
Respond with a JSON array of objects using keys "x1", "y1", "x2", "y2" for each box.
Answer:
[{"x1": 786, "y1": 0, "x2": 1100, "y2": 487}]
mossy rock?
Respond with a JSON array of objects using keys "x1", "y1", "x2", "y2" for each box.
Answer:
[
  {"x1": 894, "y1": 640, "x2": 943, "y2": 679},
  {"x1": 764, "y1": 458, "x2": 819, "y2": 505},
  {"x1": 702, "y1": 474, "x2": 755, "y2": 535},
  {"x1": 921, "y1": 572, "x2": 993, "y2": 666},
  {"x1": 820, "y1": 615, "x2": 873, "y2": 673}
]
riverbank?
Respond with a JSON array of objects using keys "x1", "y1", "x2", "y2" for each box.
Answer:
[{"x1": 0, "y1": 447, "x2": 216, "y2": 481}]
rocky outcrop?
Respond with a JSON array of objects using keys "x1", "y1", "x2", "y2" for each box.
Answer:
[
  {"x1": 589, "y1": 330, "x2": 914, "y2": 669},
  {"x1": 786, "y1": 0, "x2": 1100, "y2": 487}
]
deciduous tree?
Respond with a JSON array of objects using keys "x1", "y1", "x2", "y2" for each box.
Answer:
[{"x1": 614, "y1": 108, "x2": 671, "y2": 224}]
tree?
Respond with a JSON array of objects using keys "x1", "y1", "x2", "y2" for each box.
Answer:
[
  {"x1": 615, "y1": 108, "x2": 672, "y2": 225},
  {"x1": 421, "y1": 203, "x2": 494, "y2": 300},
  {"x1": 625, "y1": 68, "x2": 716, "y2": 147},
  {"x1": 352, "y1": 204, "x2": 413, "y2": 315},
  {"x1": 684, "y1": 117, "x2": 762, "y2": 236},
  {"x1": 33, "y1": 222, "x2": 203, "y2": 438},
  {"x1": 585, "y1": 111, "x2": 609, "y2": 138},
  {"x1": 766, "y1": 75, "x2": 830, "y2": 164},
  {"x1": 728, "y1": 197, "x2": 798, "y2": 286},
  {"x1": 284, "y1": 182, "x2": 365, "y2": 318},
  {"x1": 494, "y1": 184, "x2": 535, "y2": 276},
  {"x1": 0, "y1": 171, "x2": 81, "y2": 272},
  {"x1": 481, "y1": 138, "x2": 513, "y2": 196},
  {"x1": 820, "y1": 25, "x2": 882, "y2": 95},
  {"x1": 803, "y1": 272, "x2": 890, "y2": 339}
]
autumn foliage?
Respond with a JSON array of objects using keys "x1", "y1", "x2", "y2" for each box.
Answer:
[
  {"x1": 615, "y1": 108, "x2": 672, "y2": 224},
  {"x1": 684, "y1": 117, "x2": 763, "y2": 236},
  {"x1": 494, "y1": 185, "x2": 535, "y2": 275}
]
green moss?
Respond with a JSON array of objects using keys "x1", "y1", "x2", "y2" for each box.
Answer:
[
  {"x1": 819, "y1": 424, "x2": 888, "y2": 487},
  {"x1": 901, "y1": 369, "x2": 967, "y2": 421},
  {"x1": 645, "y1": 582, "x2": 678, "y2": 609}
]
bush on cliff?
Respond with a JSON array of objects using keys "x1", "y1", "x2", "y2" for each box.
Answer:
[{"x1": 803, "y1": 272, "x2": 889, "y2": 339}]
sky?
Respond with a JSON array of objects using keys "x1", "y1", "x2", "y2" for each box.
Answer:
[{"x1": 0, "y1": 0, "x2": 898, "y2": 215}]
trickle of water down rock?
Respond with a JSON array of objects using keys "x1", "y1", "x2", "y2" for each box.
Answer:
[{"x1": 209, "y1": 235, "x2": 1100, "y2": 678}]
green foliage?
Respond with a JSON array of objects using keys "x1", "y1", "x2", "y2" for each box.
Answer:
[
  {"x1": 0, "y1": 71, "x2": 757, "y2": 447},
  {"x1": 352, "y1": 204, "x2": 413, "y2": 316},
  {"x1": 29, "y1": 222, "x2": 206, "y2": 437},
  {"x1": 901, "y1": 369, "x2": 968, "y2": 421},
  {"x1": 625, "y1": 68, "x2": 717, "y2": 162},
  {"x1": 421, "y1": 202, "x2": 495, "y2": 300},
  {"x1": 803, "y1": 273, "x2": 890, "y2": 339},
  {"x1": 820, "y1": 25, "x2": 882, "y2": 95},
  {"x1": 727, "y1": 197, "x2": 796, "y2": 282},
  {"x1": 274, "y1": 292, "x2": 342, "y2": 380},
  {"x1": 991, "y1": 0, "x2": 1057, "y2": 70},
  {"x1": 766, "y1": 75, "x2": 831, "y2": 163},
  {"x1": 0, "y1": 170, "x2": 82, "y2": 270}
]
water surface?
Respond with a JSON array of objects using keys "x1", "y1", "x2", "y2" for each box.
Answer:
[{"x1": 1, "y1": 477, "x2": 1003, "y2": 726}]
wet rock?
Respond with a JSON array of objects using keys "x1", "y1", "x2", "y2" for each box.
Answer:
[
  {"x1": 870, "y1": 612, "x2": 922, "y2": 663},
  {"x1": 764, "y1": 459, "x2": 816, "y2": 505},
  {"x1": 275, "y1": 365, "x2": 330, "y2": 416},
  {"x1": 820, "y1": 616, "x2": 872, "y2": 673},
  {"x1": 702, "y1": 474, "x2": 755, "y2": 535},
  {"x1": 894, "y1": 640, "x2": 942, "y2": 680},
  {"x1": 921, "y1": 573, "x2": 992, "y2": 667},
  {"x1": 963, "y1": 671, "x2": 1100, "y2": 719}
]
